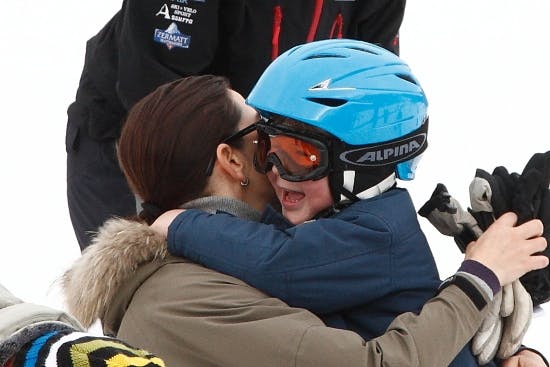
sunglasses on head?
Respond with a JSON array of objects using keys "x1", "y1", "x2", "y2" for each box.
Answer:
[{"x1": 253, "y1": 120, "x2": 331, "y2": 182}]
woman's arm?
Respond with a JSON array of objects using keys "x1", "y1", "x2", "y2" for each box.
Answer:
[
  {"x1": 120, "y1": 259, "x2": 545, "y2": 367},
  {"x1": 158, "y1": 208, "x2": 393, "y2": 314}
]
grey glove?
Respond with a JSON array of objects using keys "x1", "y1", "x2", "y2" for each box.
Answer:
[
  {"x1": 470, "y1": 175, "x2": 533, "y2": 360},
  {"x1": 497, "y1": 279, "x2": 533, "y2": 359},
  {"x1": 472, "y1": 291, "x2": 503, "y2": 364},
  {"x1": 471, "y1": 280, "x2": 532, "y2": 365},
  {"x1": 419, "y1": 183, "x2": 532, "y2": 364},
  {"x1": 469, "y1": 174, "x2": 534, "y2": 361},
  {"x1": 418, "y1": 183, "x2": 482, "y2": 252}
]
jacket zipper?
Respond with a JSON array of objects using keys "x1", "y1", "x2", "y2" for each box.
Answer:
[
  {"x1": 306, "y1": 0, "x2": 324, "y2": 42},
  {"x1": 271, "y1": 5, "x2": 283, "y2": 60},
  {"x1": 271, "y1": 0, "x2": 343, "y2": 59},
  {"x1": 329, "y1": 12, "x2": 343, "y2": 39}
]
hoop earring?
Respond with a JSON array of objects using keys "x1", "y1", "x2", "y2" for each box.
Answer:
[{"x1": 240, "y1": 176, "x2": 249, "y2": 187}]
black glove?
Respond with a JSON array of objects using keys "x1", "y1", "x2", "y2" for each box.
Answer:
[
  {"x1": 468, "y1": 152, "x2": 550, "y2": 306},
  {"x1": 468, "y1": 167, "x2": 519, "y2": 231},
  {"x1": 515, "y1": 151, "x2": 550, "y2": 306},
  {"x1": 512, "y1": 151, "x2": 550, "y2": 223},
  {"x1": 418, "y1": 183, "x2": 480, "y2": 252}
]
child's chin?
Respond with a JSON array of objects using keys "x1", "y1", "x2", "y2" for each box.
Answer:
[{"x1": 283, "y1": 209, "x2": 308, "y2": 225}]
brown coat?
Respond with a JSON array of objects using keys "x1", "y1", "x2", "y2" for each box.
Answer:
[{"x1": 62, "y1": 217, "x2": 490, "y2": 367}]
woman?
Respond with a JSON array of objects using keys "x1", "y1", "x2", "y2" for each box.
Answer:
[{"x1": 62, "y1": 75, "x2": 548, "y2": 367}]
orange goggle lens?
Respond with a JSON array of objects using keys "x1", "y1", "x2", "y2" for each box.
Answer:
[{"x1": 254, "y1": 129, "x2": 327, "y2": 181}]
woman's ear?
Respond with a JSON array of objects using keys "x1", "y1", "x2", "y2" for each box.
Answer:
[{"x1": 215, "y1": 143, "x2": 247, "y2": 182}]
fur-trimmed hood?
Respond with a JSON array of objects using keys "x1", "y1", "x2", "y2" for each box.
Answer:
[{"x1": 61, "y1": 217, "x2": 167, "y2": 328}]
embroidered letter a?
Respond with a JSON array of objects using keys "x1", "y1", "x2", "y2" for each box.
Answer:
[{"x1": 156, "y1": 4, "x2": 171, "y2": 19}]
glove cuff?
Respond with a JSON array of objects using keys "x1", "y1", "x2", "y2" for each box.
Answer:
[
  {"x1": 439, "y1": 273, "x2": 488, "y2": 311},
  {"x1": 459, "y1": 260, "x2": 501, "y2": 297}
]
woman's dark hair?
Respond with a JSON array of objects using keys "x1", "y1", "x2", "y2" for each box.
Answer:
[{"x1": 118, "y1": 75, "x2": 241, "y2": 224}]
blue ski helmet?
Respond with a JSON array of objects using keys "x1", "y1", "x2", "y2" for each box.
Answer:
[{"x1": 247, "y1": 39, "x2": 429, "y2": 202}]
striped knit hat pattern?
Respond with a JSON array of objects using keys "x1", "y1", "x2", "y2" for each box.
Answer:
[{"x1": 10, "y1": 330, "x2": 165, "y2": 367}]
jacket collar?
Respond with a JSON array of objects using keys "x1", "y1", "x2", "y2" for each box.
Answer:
[
  {"x1": 62, "y1": 196, "x2": 262, "y2": 329},
  {"x1": 182, "y1": 196, "x2": 262, "y2": 221}
]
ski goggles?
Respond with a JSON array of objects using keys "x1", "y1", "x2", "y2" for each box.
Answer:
[
  {"x1": 253, "y1": 120, "x2": 331, "y2": 182},
  {"x1": 252, "y1": 117, "x2": 429, "y2": 182}
]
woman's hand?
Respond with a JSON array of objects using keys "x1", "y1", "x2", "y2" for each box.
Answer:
[
  {"x1": 502, "y1": 349, "x2": 548, "y2": 367},
  {"x1": 465, "y1": 212, "x2": 548, "y2": 286},
  {"x1": 150, "y1": 209, "x2": 184, "y2": 237}
]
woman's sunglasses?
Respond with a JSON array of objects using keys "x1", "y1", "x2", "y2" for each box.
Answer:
[{"x1": 204, "y1": 122, "x2": 260, "y2": 176}]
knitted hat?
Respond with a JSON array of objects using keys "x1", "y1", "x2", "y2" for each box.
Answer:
[
  {"x1": 12, "y1": 330, "x2": 165, "y2": 367},
  {"x1": 0, "y1": 283, "x2": 164, "y2": 367}
]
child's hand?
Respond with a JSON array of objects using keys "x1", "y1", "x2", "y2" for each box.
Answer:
[{"x1": 150, "y1": 209, "x2": 184, "y2": 237}]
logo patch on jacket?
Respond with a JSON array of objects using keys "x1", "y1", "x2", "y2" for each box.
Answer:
[{"x1": 154, "y1": 22, "x2": 191, "y2": 50}]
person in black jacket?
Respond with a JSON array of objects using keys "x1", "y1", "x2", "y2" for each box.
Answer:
[{"x1": 66, "y1": 0, "x2": 406, "y2": 250}]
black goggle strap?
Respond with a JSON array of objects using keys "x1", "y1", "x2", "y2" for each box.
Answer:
[
  {"x1": 332, "y1": 119, "x2": 429, "y2": 170},
  {"x1": 340, "y1": 184, "x2": 360, "y2": 202},
  {"x1": 341, "y1": 170, "x2": 397, "y2": 201},
  {"x1": 255, "y1": 121, "x2": 330, "y2": 146}
]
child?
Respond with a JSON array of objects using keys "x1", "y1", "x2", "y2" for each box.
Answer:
[{"x1": 153, "y1": 40, "x2": 492, "y2": 366}]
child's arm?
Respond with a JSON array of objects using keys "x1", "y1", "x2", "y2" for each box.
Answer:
[{"x1": 164, "y1": 208, "x2": 394, "y2": 314}]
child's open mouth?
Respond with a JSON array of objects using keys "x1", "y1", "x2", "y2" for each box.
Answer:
[{"x1": 282, "y1": 189, "x2": 305, "y2": 205}]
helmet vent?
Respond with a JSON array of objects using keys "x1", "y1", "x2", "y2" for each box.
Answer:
[
  {"x1": 306, "y1": 97, "x2": 347, "y2": 107},
  {"x1": 304, "y1": 53, "x2": 347, "y2": 60},
  {"x1": 348, "y1": 46, "x2": 378, "y2": 55},
  {"x1": 396, "y1": 73, "x2": 419, "y2": 86}
]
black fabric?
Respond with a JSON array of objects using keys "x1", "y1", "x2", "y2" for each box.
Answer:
[
  {"x1": 513, "y1": 151, "x2": 550, "y2": 225},
  {"x1": 140, "y1": 202, "x2": 164, "y2": 224},
  {"x1": 469, "y1": 152, "x2": 550, "y2": 306},
  {"x1": 56, "y1": 335, "x2": 163, "y2": 367},
  {"x1": 418, "y1": 183, "x2": 457, "y2": 217},
  {"x1": 12, "y1": 330, "x2": 71, "y2": 367},
  {"x1": 469, "y1": 167, "x2": 519, "y2": 231},
  {"x1": 334, "y1": 119, "x2": 428, "y2": 170},
  {"x1": 439, "y1": 275, "x2": 487, "y2": 311},
  {"x1": 0, "y1": 326, "x2": 73, "y2": 367},
  {"x1": 418, "y1": 183, "x2": 476, "y2": 253},
  {"x1": 66, "y1": 130, "x2": 136, "y2": 250},
  {"x1": 514, "y1": 152, "x2": 550, "y2": 306}
]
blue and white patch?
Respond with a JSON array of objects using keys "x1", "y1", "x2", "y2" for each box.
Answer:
[{"x1": 154, "y1": 22, "x2": 191, "y2": 50}]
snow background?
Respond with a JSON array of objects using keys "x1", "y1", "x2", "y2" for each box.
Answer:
[{"x1": 1, "y1": 0, "x2": 548, "y2": 359}]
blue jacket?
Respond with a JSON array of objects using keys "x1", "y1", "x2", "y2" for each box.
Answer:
[{"x1": 167, "y1": 188, "x2": 494, "y2": 366}]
